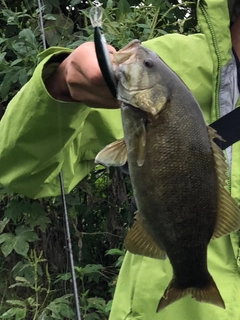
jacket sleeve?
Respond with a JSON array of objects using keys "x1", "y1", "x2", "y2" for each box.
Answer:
[{"x1": 0, "y1": 48, "x2": 123, "y2": 198}]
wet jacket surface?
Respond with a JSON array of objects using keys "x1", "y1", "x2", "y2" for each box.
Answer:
[{"x1": 0, "y1": 0, "x2": 240, "y2": 319}]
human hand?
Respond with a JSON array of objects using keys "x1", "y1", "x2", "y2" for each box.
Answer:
[{"x1": 45, "y1": 42, "x2": 119, "y2": 109}]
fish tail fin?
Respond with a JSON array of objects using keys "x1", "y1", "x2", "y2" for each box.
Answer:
[{"x1": 157, "y1": 277, "x2": 225, "y2": 312}]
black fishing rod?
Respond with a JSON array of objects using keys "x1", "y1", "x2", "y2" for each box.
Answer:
[{"x1": 90, "y1": 5, "x2": 117, "y2": 98}]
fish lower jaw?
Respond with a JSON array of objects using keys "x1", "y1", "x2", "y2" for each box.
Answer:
[{"x1": 120, "y1": 101, "x2": 140, "y2": 111}]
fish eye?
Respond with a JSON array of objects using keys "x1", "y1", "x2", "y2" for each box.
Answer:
[{"x1": 143, "y1": 58, "x2": 154, "y2": 68}]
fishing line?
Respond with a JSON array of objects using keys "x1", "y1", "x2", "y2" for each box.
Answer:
[
  {"x1": 36, "y1": 1, "x2": 82, "y2": 319},
  {"x1": 59, "y1": 173, "x2": 82, "y2": 320},
  {"x1": 92, "y1": 0, "x2": 102, "y2": 7},
  {"x1": 37, "y1": 0, "x2": 47, "y2": 50}
]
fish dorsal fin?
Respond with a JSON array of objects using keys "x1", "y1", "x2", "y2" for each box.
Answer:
[
  {"x1": 124, "y1": 212, "x2": 166, "y2": 259},
  {"x1": 95, "y1": 139, "x2": 127, "y2": 167},
  {"x1": 207, "y1": 126, "x2": 240, "y2": 238}
]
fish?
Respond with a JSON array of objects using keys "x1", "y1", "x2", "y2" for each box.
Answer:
[{"x1": 95, "y1": 40, "x2": 240, "y2": 312}]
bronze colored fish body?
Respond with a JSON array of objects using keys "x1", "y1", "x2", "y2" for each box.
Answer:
[{"x1": 96, "y1": 41, "x2": 240, "y2": 311}]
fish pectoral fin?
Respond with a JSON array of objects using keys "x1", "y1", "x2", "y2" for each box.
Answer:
[
  {"x1": 136, "y1": 119, "x2": 147, "y2": 167},
  {"x1": 157, "y1": 276, "x2": 225, "y2": 312},
  {"x1": 95, "y1": 139, "x2": 127, "y2": 167},
  {"x1": 124, "y1": 212, "x2": 166, "y2": 260},
  {"x1": 207, "y1": 127, "x2": 240, "y2": 238}
]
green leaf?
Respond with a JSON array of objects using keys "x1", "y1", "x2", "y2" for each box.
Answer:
[
  {"x1": 85, "y1": 313, "x2": 101, "y2": 320},
  {"x1": 83, "y1": 264, "x2": 103, "y2": 274},
  {"x1": 0, "y1": 308, "x2": 17, "y2": 318},
  {"x1": 0, "y1": 52, "x2": 7, "y2": 64},
  {"x1": 13, "y1": 237, "x2": 29, "y2": 256},
  {"x1": 10, "y1": 59, "x2": 23, "y2": 67},
  {"x1": 59, "y1": 305, "x2": 75, "y2": 318},
  {"x1": 9, "y1": 276, "x2": 32, "y2": 289},
  {"x1": 51, "y1": 294, "x2": 73, "y2": 304},
  {"x1": 9, "y1": 282, "x2": 32, "y2": 289},
  {"x1": 0, "y1": 218, "x2": 10, "y2": 234},
  {"x1": 105, "y1": 300, "x2": 112, "y2": 313},
  {"x1": 0, "y1": 307, "x2": 26, "y2": 320},
  {"x1": 42, "y1": 295, "x2": 75, "y2": 318},
  {"x1": 0, "y1": 226, "x2": 38, "y2": 257},
  {"x1": 15, "y1": 276, "x2": 30, "y2": 283},
  {"x1": 55, "y1": 272, "x2": 71, "y2": 282},
  {"x1": 15, "y1": 308, "x2": 26, "y2": 320},
  {"x1": 6, "y1": 300, "x2": 26, "y2": 307},
  {"x1": 87, "y1": 297, "x2": 106, "y2": 312},
  {"x1": 19, "y1": 28, "x2": 37, "y2": 45},
  {"x1": 0, "y1": 38, "x2": 8, "y2": 45},
  {"x1": 117, "y1": 0, "x2": 131, "y2": 20},
  {"x1": 0, "y1": 233, "x2": 14, "y2": 244},
  {"x1": 45, "y1": 304, "x2": 62, "y2": 319},
  {"x1": 12, "y1": 261, "x2": 36, "y2": 286},
  {"x1": 106, "y1": 248, "x2": 125, "y2": 256},
  {"x1": 18, "y1": 69, "x2": 28, "y2": 86},
  {"x1": 4, "y1": 199, "x2": 25, "y2": 223},
  {"x1": 0, "y1": 70, "x2": 17, "y2": 100},
  {"x1": 15, "y1": 226, "x2": 38, "y2": 242},
  {"x1": 44, "y1": 14, "x2": 57, "y2": 20},
  {"x1": 115, "y1": 255, "x2": 124, "y2": 267},
  {"x1": 24, "y1": 202, "x2": 50, "y2": 231},
  {"x1": 107, "y1": 0, "x2": 113, "y2": 8},
  {"x1": 0, "y1": 233, "x2": 15, "y2": 256},
  {"x1": 22, "y1": 231, "x2": 39, "y2": 242},
  {"x1": 12, "y1": 42, "x2": 28, "y2": 56},
  {"x1": 82, "y1": 264, "x2": 103, "y2": 283}
]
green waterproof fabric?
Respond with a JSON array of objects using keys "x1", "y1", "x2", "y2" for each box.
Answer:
[
  {"x1": 0, "y1": 0, "x2": 240, "y2": 319},
  {"x1": 0, "y1": 50, "x2": 123, "y2": 198}
]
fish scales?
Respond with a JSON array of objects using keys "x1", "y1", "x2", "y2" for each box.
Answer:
[{"x1": 122, "y1": 96, "x2": 217, "y2": 284}]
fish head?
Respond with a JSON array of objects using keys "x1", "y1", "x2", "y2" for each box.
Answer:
[{"x1": 113, "y1": 40, "x2": 170, "y2": 116}]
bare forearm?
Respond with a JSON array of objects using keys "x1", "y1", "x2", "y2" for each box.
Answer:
[{"x1": 45, "y1": 59, "x2": 76, "y2": 102}]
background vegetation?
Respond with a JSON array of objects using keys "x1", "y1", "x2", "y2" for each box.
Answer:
[{"x1": 0, "y1": 0, "x2": 197, "y2": 318}]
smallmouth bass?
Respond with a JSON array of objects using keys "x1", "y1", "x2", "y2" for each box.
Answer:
[{"x1": 95, "y1": 40, "x2": 240, "y2": 312}]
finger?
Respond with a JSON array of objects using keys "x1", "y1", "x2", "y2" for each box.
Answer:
[{"x1": 74, "y1": 42, "x2": 117, "y2": 86}]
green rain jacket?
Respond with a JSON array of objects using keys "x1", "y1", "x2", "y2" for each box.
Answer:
[{"x1": 0, "y1": 0, "x2": 240, "y2": 319}]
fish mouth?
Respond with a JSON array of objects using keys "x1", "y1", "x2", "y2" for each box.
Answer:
[{"x1": 121, "y1": 102, "x2": 145, "y2": 113}]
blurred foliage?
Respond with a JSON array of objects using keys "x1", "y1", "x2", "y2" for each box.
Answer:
[{"x1": 0, "y1": 0, "x2": 197, "y2": 318}]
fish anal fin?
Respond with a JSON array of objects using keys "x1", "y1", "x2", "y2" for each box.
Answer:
[
  {"x1": 124, "y1": 212, "x2": 166, "y2": 260},
  {"x1": 157, "y1": 276, "x2": 225, "y2": 312},
  {"x1": 95, "y1": 139, "x2": 127, "y2": 167},
  {"x1": 207, "y1": 127, "x2": 240, "y2": 238}
]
